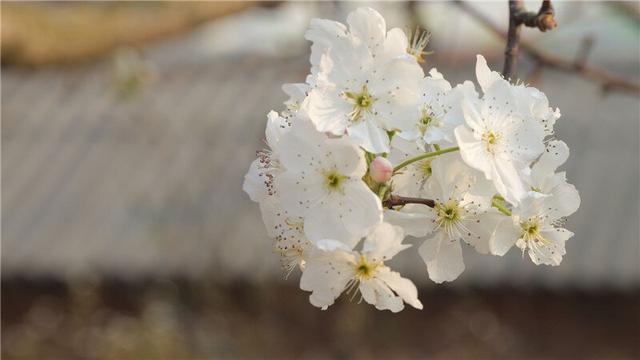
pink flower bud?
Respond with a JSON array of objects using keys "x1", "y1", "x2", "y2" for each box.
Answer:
[{"x1": 369, "y1": 156, "x2": 393, "y2": 183}]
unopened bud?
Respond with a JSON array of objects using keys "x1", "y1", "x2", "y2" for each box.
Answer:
[{"x1": 369, "y1": 156, "x2": 393, "y2": 183}]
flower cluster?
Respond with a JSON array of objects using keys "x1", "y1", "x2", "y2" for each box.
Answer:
[{"x1": 243, "y1": 8, "x2": 580, "y2": 312}]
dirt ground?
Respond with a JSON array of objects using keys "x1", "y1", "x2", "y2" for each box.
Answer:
[{"x1": 2, "y1": 278, "x2": 639, "y2": 359}]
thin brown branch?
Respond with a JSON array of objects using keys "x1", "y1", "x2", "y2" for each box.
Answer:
[
  {"x1": 503, "y1": 1, "x2": 523, "y2": 78},
  {"x1": 516, "y1": 0, "x2": 557, "y2": 32},
  {"x1": 383, "y1": 194, "x2": 435, "y2": 209},
  {"x1": 454, "y1": 0, "x2": 640, "y2": 96},
  {"x1": 574, "y1": 35, "x2": 594, "y2": 70},
  {"x1": 503, "y1": 0, "x2": 557, "y2": 79}
]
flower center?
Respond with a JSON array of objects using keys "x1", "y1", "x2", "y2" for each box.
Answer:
[
  {"x1": 520, "y1": 217, "x2": 550, "y2": 246},
  {"x1": 481, "y1": 130, "x2": 501, "y2": 154},
  {"x1": 418, "y1": 107, "x2": 435, "y2": 135},
  {"x1": 419, "y1": 159, "x2": 432, "y2": 177},
  {"x1": 344, "y1": 84, "x2": 376, "y2": 122},
  {"x1": 435, "y1": 199, "x2": 463, "y2": 237},
  {"x1": 323, "y1": 169, "x2": 347, "y2": 193},
  {"x1": 354, "y1": 255, "x2": 379, "y2": 280}
]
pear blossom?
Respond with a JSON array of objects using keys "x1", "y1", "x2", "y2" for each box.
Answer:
[
  {"x1": 489, "y1": 140, "x2": 580, "y2": 265},
  {"x1": 259, "y1": 198, "x2": 312, "y2": 275},
  {"x1": 242, "y1": 110, "x2": 292, "y2": 203},
  {"x1": 300, "y1": 223, "x2": 422, "y2": 312},
  {"x1": 243, "y1": 8, "x2": 580, "y2": 313},
  {"x1": 455, "y1": 55, "x2": 546, "y2": 206},
  {"x1": 274, "y1": 121, "x2": 382, "y2": 246},
  {"x1": 400, "y1": 69, "x2": 478, "y2": 146},
  {"x1": 281, "y1": 83, "x2": 310, "y2": 117},
  {"x1": 490, "y1": 189, "x2": 579, "y2": 265},
  {"x1": 307, "y1": 57, "x2": 422, "y2": 153},
  {"x1": 305, "y1": 7, "x2": 411, "y2": 85},
  {"x1": 414, "y1": 154, "x2": 501, "y2": 283},
  {"x1": 475, "y1": 55, "x2": 561, "y2": 135},
  {"x1": 526, "y1": 140, "x2": 573, "y2": 198},
  {"x1": 306, "y1": 8, "x2": 423, "y2": 154},
  {"x1": 385, "y1": 136, "x2": 432, "y2": 197}
]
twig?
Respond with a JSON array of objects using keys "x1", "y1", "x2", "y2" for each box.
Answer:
[
  {"x1": 504, "y1": 0, "x2": 556, "y2": 79},
  {"x1": 455, "y1": 0, "x2": 640, "y2": 95},
  {"x1": 574, "y1": 35, "x2": 594, "y2": 70},
  {"x1": 383, "y1": 194, "x2": 435, "y2": 209}
]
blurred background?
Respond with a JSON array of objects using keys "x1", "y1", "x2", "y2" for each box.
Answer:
[{"x1": 2, "y1": 1, "x2": 639, "y2": 359}]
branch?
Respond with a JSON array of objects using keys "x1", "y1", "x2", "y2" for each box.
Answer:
[
  {"x1": 515, "y1": 0, "x2": 557, "y2": 32},
  {"x1": 503, "y1": 0, "x2": 556, "y2": 79},
  {"x1": 383, "y1": 194, "x2": 435, "y2": 209},
  {"x1": 455, "y1": 1, "x2": 640, "y2": 96}
]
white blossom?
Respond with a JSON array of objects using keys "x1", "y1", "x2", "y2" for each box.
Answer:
[
  {"x1": 490, "y1": 140, "x2": 580, "y2": 265},
  {"x1": 242, "y1": 8, "x2": 580, "y2": 313},
  {"x1": 455, "y1": 55, "x2": 546, "y2": 206},
  {"x1": 306, "y1": 8, "x2": 423, "y2": 154},
  {"x1": 260, "y1": 198, "x2": 312, "y2": 276},
  {"x1": 385, "y1": 136, "x2": 431, "y2": 197},
  {"x1": 401, "y1": 69, "x2": 478, "y2": 146},
  {"x1": 274, "y1": 120, "x2": 382, "y2": 246},
  {"x1": 242, "y1": 110, "x2": 292, "y2": 203},
  {"x1": 409, "y1": 153, "x2": 501, "y2": 283},
  {"x1": 475, "y1": 55, "x2": 561, "y2": 135},
  {"x1": 300, "y1": 223, "x2": 422, "y2": 312}
]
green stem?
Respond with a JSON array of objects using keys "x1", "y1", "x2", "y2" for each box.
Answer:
[
  {"x1": 377, "y1": 183, "x2": 389, "y2": 200},
  {"x1": 492, "y1": 197, "x2": 512, "y2": 216},
  {"x1": 393, "y1": 146, "x2": 459, "y2": 173}
]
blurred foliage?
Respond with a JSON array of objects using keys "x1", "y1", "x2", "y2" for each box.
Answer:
[{"x1": 1, "y1": 2, "x2": 255, "y2": 66}]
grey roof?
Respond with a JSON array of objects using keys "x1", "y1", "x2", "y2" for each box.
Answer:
[{"x1": 2, "y1": 50, "x2": 639, "y2": 289}]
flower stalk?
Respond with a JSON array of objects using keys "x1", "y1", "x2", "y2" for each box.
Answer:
[{"x1": 393, "y1": 146, "x2": 459, "y2": 173}]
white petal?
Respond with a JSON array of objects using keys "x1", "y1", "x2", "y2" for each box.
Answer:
[
  {"x1": 460, "y1": 211, "x2": 503, "y2": 254},
  {"x1": 265, "y1": 111, "x2": 289, "y2": 150},
  {"x1": 307, "y1": 88, "x2": 351, "y2": 135},
  {"x1": 372, "y1": 57, "x2": 423, "y2": 131},
  {"x1": 362, "y1": 222, "x2": 409, "y2": 261},
  {"x1": 475, "y1": 54, "x2": 503, "y2": 92},
  {"x1": 491, "y1": 158, "x2": 528, "y2": 206},
  {"x1": 533, "y1": 140, "x2": 569, "y2": 180},
  {"x1": 242, "y1": 159, "x2": 268, "y2": 203},
  {"x1": 384, "y1": 27, "x2": 409, "y2": 58},
  {"x1": 304, "y1": 202, "x2": 357, "y2": 246},
  {"x1": 361, "y1": 278, "x2": 405, "y2": 313},
  {"x1": 347, "y1": 7, "x2": 386, "y2": 51},
  {"x1": 277, "y1": 120, "x2": 326, "y2": 172},
  {"x1": 325, "y1": 138, "x2": 367, "y2": 177},
  {"x1": 417, "y1": 229, "x2": 442, "y2": 262},
  {"x1": 347, "y1": 118, "x2": 390, "y2": 154},
  {"x1": 275, "y1": 170, "x2": 325, "y2": 215},
  {"x1": 528, "y1": 228, "x2": 572, "y2": 266},
  {"x1": 305, "y1": 18, "x2": 348, "y2": 80},
  {"x1": 316, "y1": 239, "x2": 352, "y2": 252},
  {"x1": 384, "y1": 207, "x2": 434, "y2": 237},
  {"x1": 490, "y1": 218, "x2": 520, "y2": 256},
  {"x1": 376, "y1": 267, "x2": 423, "y2": 310},
  {"x1": 455, "y1": 125, "x2": 492, "y2": 177},
  {"x1": 546, "y1": 182, "x2": 581, "y2": 220},
  {"x1": 420, "y1": 233, "x2": 465, "y2": 283},
  {"x1": 300, "y1": 250, "x2": 354, "y2": 309},
  {"x1": 339, "y1": 181, "x2": 383, "y2": 237}
]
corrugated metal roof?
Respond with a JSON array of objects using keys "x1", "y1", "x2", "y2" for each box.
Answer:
[{"x1": 2, "y1": 51, "x2": 639, "y2": 289}]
